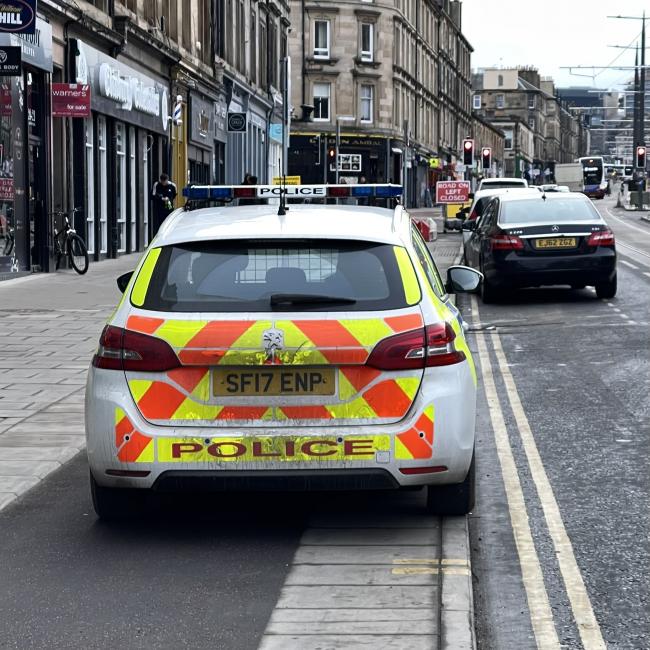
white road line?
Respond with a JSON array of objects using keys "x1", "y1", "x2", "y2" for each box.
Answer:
[
  {"x1": 619, "y1": 259, "x2": 639, "y2": 270},
  {"x1": 489, "y1": 331, "x2": 607, "y2": 650},
  {"x1": 644, "y1": 272, "x2": 650, "y2": 279},
  {"x1": 471, "y1": 296, "x2": 560, "y2": 649},
  {"x1": 606, "y1": 207, "x2": 650, "y2": 235}
]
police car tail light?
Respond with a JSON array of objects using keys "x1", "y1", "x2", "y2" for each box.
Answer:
[
  {"x1": 490, "y1": 231, "x2": 524, "y2": 251},
  {"x1": 587, "y1": 229, "x2": 615, "y2": 247},
  {"x1": 93, "y1": 325, "x2": 180, "y2": 371},
  {"x1": 366, "y1": 324, "x2": 465, "y2": 371},
  {"x1": 424, "y1": 323, "x2": 466, "y2": 367}
]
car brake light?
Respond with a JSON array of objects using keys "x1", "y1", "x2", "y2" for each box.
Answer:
[
  {"x1": 92, "y1": 325, "x2": 180, "y2": 371},
  {"x1": 490, "y1": 231, "x2": 524, "y2": 250},
  {"x1": 366, "y1": 324, "x2": 465, "y2": 371},
  {"x1": 587, "y1": 229, "x2": 615, "y2": 247}
]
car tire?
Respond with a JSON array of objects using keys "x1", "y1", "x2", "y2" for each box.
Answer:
[
  {"x1": 595, "y1": 273, "x2": 617, "y2": 300},
  {"x1": 90, "y1": 472, "x2": 146, "y2": 521},
  {"x1": 425, "y1": 452, "x2": 475, "y2": 516}
]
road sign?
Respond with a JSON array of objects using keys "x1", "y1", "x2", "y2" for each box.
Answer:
[
  {"x1": 435, "y1": 181, "x2": 471, "y2": 204},
  {"x1": 228, "y1": 112, "x2": 247, "y2": 132},
  {"x1": 272, "y1": 175, "x2": 301, "y2": 185}
]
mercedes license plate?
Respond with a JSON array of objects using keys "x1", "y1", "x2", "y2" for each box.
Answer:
[{"x1": 534, "y1": 237, "x2": 577, "y2": 249}]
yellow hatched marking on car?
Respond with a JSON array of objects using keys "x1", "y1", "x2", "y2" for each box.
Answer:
[
  {"x1": 128, "y1": 379, "x2": 154, "y2": 403},
  {"x1": 395, "y1": 376, "x2": 420, "y2": 400},
  {"x1": 274, "y1": 320, "x2": 329, "y2": 365},
  {"x1": 393, "y1": 246, "x2": 422, "y2": 305},
  {"x1": 338, "y1": 318, "x2": 393, "y2": 347},
  {"x1": 130, "y1": 247, "x2": 161, "y2": 307},
  {"x1": 154, "y1": 320, "x2": 208, "y2": 348},
  {"x1": 115, "y1": 407, "x2": 126, "y2": 425},
  {"x1": 171, "y1": 397, "x2": 223, "y2": 421},
  {"x1": 136, "y1": 441, "x2": 155, "y2": 462},
  {"x1": 325, "y1": 394, "x2": 376, "y2": 419}
]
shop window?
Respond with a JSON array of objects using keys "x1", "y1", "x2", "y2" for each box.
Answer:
[
  {"x1": 360, "y1": 84, "x2": 374, "y2": 123},
  {"x1": 0, "y1": 80, "x2": 14, "y2": 272},
  {"x1": 313, "y1": 82, "x2": 330, "y2": 121},
  {"x1": 116, "y1": 123, "x2": 127, "y2": 253},
  {"x1": 360, "y1": 23, "x2": 374, "y2": 62},
  {"x1": 129, "y1": 127, "x2": 136, "y2": 252},
  {"x1": 143, "y1": 135, "x2": 150, "y2": 248},
  {"x1": 97, "y1": 116, "x2": 108, "y2": 254},
  {"x1": 85, "y1": 119, "x2": 95, "y2": 255},
  {"x1": 314, "y1": 20, "x2": 330, "y2": 59}
]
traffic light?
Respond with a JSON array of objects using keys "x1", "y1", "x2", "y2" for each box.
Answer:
[
  {"x1": 462, "y1": 139, "x2": 474, "y2": 166},
  {"x1": 636, "y1": 145, "x2": 646, "y2": 169},
  {"x1": 481, "y1": 147, "x2": 491, "y2": 170}
]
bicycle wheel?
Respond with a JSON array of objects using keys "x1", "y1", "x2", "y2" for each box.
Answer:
[
  {"x1": 67, "y1": 234, "x2": 89, "y2": 275},
  {"x1": 2, "y1": 235, "x2": 13, "y2": 256}
]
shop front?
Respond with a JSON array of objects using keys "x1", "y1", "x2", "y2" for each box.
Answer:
[
  {"x1": 71, "y1": 38, "x2": 170, "y2": 259},
  {"x1": 0, "y1": 18, "x2": 53, "y2": 274},
  {"x1": 188, "y1": 91, "x2": 215, "y2": 185}
]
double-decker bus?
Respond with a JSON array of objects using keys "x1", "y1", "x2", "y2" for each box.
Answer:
[{"x1": 577, "y1": 156, "x2": 607, "y2": 198}]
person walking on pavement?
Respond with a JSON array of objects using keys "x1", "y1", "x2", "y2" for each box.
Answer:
[{"x1": 152, "y1": 173, "x2": 178, "y2": 236}]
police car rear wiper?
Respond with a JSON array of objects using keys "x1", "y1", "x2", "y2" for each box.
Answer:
[{"x1": 269, "y1": 293, "x2": 357, "y2": 306}]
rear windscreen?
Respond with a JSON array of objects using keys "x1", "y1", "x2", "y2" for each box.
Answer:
[
  {"x1": 481, "y1": 181, "x2": 526, "y2": 189},
  {"x1": 137, "y1": 240, "x2": 416, "y2": 312},
  {"x1": 500, "y1": 199, "x2": 601, "y2": 224}
]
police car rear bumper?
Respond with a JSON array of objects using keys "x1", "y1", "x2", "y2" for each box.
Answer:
[{"x1": 86, "y1": 364, "x2": 476, "y2": 491}]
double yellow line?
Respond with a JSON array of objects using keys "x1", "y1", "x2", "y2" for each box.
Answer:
[{"x1": 472, "y1": 295, "x2": 606, "y2": 650}]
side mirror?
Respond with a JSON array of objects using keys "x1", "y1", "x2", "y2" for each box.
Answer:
[
  {"x1": 461, "y1": 220, "x2": 477, "y2": 231},
  {"x1": 117, "y1": 271, "x2": 134, "y2": 294},
  {"x1": 445, "y1": 265, "x2": 483, "y2": 294}
]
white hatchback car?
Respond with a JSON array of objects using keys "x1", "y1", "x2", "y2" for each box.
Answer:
[{"x1": 86, "y1": 186, "x2": 482, "y2": 519}]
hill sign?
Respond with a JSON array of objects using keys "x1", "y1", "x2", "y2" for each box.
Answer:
[{"x1": 435, "y1": 181, "x2": 471, "y2": 204}]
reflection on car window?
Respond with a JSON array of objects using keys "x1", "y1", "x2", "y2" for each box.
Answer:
[
  {"x1": 411, "y1": 227, "x2": 446, "y2": 298},
  {"x1": 139, "y1": 239, "x2": 410, "y2": 312},
  {"x1": 500, "y1": 198, "x2": 600, "y2": 224}
]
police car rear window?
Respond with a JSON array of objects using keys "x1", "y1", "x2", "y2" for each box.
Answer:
[{"x1": 138, "y1": 240, "x2": 413, "y2": 312}]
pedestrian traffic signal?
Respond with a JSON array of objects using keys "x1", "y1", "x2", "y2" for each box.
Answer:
[
  {"x1": 462, "y1": 139, "x2": 474, "y2": 166},
  {"x1": 636, "y1": 145, "x2": 646, "y2": 169},
  {"x1": 481, "y1": 147, "x2": 491, "y2": 170}
]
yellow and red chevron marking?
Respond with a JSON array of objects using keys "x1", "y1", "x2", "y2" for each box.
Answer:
[
  {"x1": 125, "y1": 313, "x2": 424, "y2": 367},
  {"x1": 395, "y1": 405, "x2": 435, "y2": 460},
  {"x1": 126, "y1": 366, "x2": 420, "y2": 423},
  {"x1": 114, "y1": 408, "x2": 154, "y2": 462}
]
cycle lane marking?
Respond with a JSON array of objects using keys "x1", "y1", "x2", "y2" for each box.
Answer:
[
  {"x1": 473, "y1": 294, "x2": 606, "y2": 649},
  {"x1": 471, "y1": 295, "x2": 561, "y2": 649}
]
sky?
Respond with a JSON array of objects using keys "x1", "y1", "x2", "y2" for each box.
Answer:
[{"x1": 462, "y1": 0, "x2": 649, "y2": 90}]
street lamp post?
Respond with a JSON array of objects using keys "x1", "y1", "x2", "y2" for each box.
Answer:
[{"x1": 335, "y1": 116, "x2": 356, "y2": 185}]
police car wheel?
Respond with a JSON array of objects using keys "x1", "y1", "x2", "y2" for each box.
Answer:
[
  {"x1": 90, "y1": 473, "x2": 146, "y2": 521},
  {"x1": 425, "y1": 452, "x2": 475, "y2": 516},
  {"x1": 595, "y1": 273, "x2": 617, "y2": 300}
]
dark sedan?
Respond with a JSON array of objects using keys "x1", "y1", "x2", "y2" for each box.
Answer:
[{"x1": 462, "y1": 192, "x2": 617, "y2": 302}]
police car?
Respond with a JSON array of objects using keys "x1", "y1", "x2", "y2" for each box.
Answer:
[{"x1": 85, "y1": 184, "x2": 483, "y2": 519}]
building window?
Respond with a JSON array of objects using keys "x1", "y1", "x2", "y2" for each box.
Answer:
[
  {"x1": 503, "y1": 127, "x2": 513, "y2": 150},
  {"x1": 314, "y1": 20, "x2": 330, "y2": 59},
  {"x1": 497, "y1": 74, "x2": 504, "y2": 87},
  {"x1": 528, "y1": 117, "x2": 535, "y2": 130},
  {"x1": 313, "y1": 82, "x2": 330, "y2": 121},
  {"x1": 528, "y1": 94, "x2": 536, "y2": 109},
  {"x1": 473, "y1": 94, "x2": 481, "y2": 109},
  {"x1": 496, "y1": 94, "x2": 505, "y2": 109},
  {"x1": 360, "y1": 84, "x2": 374, "y2": 122},
  {"x1": 360, "y1": 23, "x2": 373, "y2": 62}
]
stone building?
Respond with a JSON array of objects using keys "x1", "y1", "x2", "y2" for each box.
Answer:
[
  {"x1": 287, "y1": 0, "x2": 472, "y2": 207},
  {"x1": 472, "y1": 67, "x2": 588, "y2": 182}
]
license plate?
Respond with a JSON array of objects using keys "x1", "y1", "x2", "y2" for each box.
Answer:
[
  {"x1": 534, "y1": 237, "x2": 577, "y2": 249},
  {"x1": 213, "y1": 367, "x2": 336, "y2": 396}
]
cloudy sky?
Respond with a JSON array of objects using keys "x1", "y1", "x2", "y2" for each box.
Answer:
[{"x1": 462, "y1": 0, "x2": 648, "y2": 90}]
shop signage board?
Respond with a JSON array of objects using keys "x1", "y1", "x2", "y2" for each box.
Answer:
[
  {"x1": 51, "y1": 83, "x2": 91, "y2": 118},
  {"x1": 435, "y1": 180, "x2": 471, "y2": 203},
  {"x1": 0, "y1": 0, "x2": 37, "y2": 35},
  {"x1": 0, "y1": 46, "x2": 20, "y2": 74},
  {"x1": 228, "y1": 112, "x2": 247, "y2": 132}
]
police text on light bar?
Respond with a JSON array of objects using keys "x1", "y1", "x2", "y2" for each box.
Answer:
[{"x1": 183, "y1": 183, "x2": 404, "y2": 201}]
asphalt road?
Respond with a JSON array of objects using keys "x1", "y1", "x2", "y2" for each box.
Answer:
[{"x1": 467, "y1": 194, "x2": 650, "y2": 650}]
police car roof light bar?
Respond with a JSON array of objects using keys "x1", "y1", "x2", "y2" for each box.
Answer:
[{"x1": 182, "y1": 183, "x2": 404, "y2": 205}]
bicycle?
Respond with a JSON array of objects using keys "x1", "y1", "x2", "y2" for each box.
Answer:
[{"x1": 51, "y1": 207, "x2": 89, "y2": 275}]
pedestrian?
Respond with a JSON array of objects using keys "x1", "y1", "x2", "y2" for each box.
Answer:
[
  {"x1": 239, "y1": 173, "x2": 257, "y2": 206},
  {"x1": 151, "y1": 173, "x2": 177, "y2": 236}
]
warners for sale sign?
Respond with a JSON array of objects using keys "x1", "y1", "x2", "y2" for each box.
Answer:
[
  {"x1": 0, "y1": 0, "x2": 37, "y2": 34},
  {"x1": 435, "y1": 181, "x2": 471, "y2": 204}
]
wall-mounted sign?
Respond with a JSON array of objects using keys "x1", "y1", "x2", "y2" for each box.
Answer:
[
  {"x1": 0, "y1": 0, "x2": 37, "y2": 35},
  {"x1": 0, "y1": 45, "x2": 20, "y2": 74},
  {"x1": 227, "y1": 112, "x2": 247, "y2": 132},
  {"x1": 51, "y1": 84, "x2": 91, "y2": 118}
]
